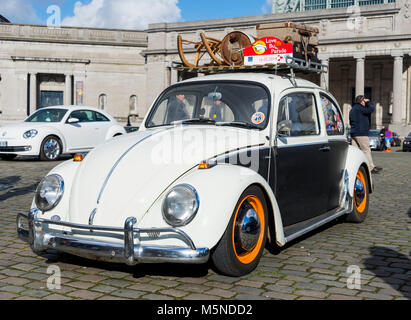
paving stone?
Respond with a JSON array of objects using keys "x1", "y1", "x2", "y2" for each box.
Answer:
[
  {"x1": 67, "y1": 290, "x2": 104, "y2": 300},
  {"x1": 263, "y1": 292, "x2": 298, "y2": 300},
  {"x1": 110, "y1": 289, "x2": 144, "y2": 299},
  {"x1": 294, "y1": 290, "x2": 328, "y2": 299},
  {"x1": 159, "y1": 289, "x2": 188, "y2": 298},
  {"x1": 204, "y1": 288, "x2": 236, "y2": 298}
]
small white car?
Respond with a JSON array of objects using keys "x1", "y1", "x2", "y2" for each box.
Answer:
[
  {"x1": 17, "y1": 73, "x2": 373, "y2": 276},
  {"x1": 0, "y1": 106, "x2": 125, "y2": 161}
]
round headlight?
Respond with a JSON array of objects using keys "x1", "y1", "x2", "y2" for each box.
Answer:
[
  {"x1": 35, "y1": 174, "x2": 64, "y2": 212},
  {"x1": 162, "y1": 184, "x2": 199, "y2": 227},
  {"x1": 23, "y1": 129, "x2": 38, "y2": 139}
]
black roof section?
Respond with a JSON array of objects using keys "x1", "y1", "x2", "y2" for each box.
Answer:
[{"x1": 0, "y1": 15, "x2": 10, "y2": 23}]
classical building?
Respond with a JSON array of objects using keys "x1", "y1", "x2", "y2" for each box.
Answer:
[
  {"x1": 1, "y1": 1, "x2": 410, "y2": 136},
  {"x1": 0, "y1": 22, "x2": 147, "y2": 124},
  {"x1": 272, "y1": 0, "x2": 396, "y2": 13}
]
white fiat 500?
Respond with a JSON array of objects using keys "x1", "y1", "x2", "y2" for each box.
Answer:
[
  {"x1": 17, "y1": 73, "x2": 372, "y2": 276},
  {"x1": 0, "y1": 106, "x2": 125, "y2": 161}
]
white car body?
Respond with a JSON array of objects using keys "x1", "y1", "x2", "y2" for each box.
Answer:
[
  {"x1": 17, "y1": 73, "x2": 373, "y2": 276},
  {"x1": 0, "y1": 105, "x2": 126, "y2": 160}
]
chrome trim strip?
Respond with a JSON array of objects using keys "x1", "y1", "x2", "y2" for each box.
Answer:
[
  {"x1": 284, "y1": 207, "x2": 348, "y2": 243},
  {"x1": 277, "y1": 140, "x2": 329, "y2": 148}
]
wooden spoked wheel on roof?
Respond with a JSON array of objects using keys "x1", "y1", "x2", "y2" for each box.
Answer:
[
  {"x1": 220, "y1": 31, "x2": 254, "y2": 66},
  {"x1": 177, "y1": 35, "x2": 208, "y2": 68},
  {"x1": 200, "y1": 33, "x2": 224, "y2": 66}
]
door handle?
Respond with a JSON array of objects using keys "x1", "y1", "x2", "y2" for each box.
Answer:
[{"x1": 319, "y1": 145, "x2": 330, "y2": 152}]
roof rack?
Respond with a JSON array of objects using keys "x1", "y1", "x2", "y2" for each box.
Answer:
[{"x1": 172, "y1": 57, "x2": 328, "y2": 75}]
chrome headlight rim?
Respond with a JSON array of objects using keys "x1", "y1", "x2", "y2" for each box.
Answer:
[
  {"x1": 23, "y1": 129, "x2": 38, "y2": 139},
  {"x1": 34, "y1": 174, "x2": 64, "y2": 212},
  {"x1": 162, "y1": 184, "x2": 200, "y2": 227}
]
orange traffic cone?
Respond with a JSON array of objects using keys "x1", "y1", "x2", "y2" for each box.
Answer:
[{"x1": 384, "y1": 139, "x2": 392, "y2": 152}]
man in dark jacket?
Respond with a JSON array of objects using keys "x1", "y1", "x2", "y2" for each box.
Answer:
[
  {"x1": 349, "y1": 95, "x2": 382, "y2": 174},
  {"x1": 166, "y1": 94, "x2": 189, "y2": 124}
]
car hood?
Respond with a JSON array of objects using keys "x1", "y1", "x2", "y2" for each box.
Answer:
[
  {"x1": 68, "y1": 125, "x2": 266, "y2": 227},
  {"x1": 0, "y1": 122, "x2": 57, "y2": 138}
]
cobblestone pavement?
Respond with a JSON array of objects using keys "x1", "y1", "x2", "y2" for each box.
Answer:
[{"x1": 0, "y1": 148, "x2": 410, "y2": 300}]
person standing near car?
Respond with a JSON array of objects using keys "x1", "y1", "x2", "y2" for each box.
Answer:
[
  {"x1": 349, "y1": 95, "x2": 382, "y2": 174},
  {"x1": 379, "y1": 125, "x2": 388, "y2": 150}
]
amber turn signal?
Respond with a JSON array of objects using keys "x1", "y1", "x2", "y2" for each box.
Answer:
[
  {"x1": 198, "y1": 161, "x2": 210, "y2": 169},
  {"x1": 73, "y1": 154, "x2": 84, "y2": 162}
]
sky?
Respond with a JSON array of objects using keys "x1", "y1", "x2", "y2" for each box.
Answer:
[{"x1": 2, "y1": 0, "x2": 273, "y2": 30}]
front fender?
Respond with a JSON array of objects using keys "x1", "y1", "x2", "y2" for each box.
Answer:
[
  {"x1": 30, "y1": 159, "x2": 81, "y2": 221},
  {"x1": 37, "y1": 127, "x2": 67, "y2": 153},
  {"x1": 344, "y1": 145, "x2": 373, "y2": 197},
  {"x1": 138, "y1": 164, "x2": 286, "y2": 249}
]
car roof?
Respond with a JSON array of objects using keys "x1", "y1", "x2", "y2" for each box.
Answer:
[
  {"x1": 41, "y1": 105, "x2": 99, "y2": 111},
  {"x1": 38, "y1": 106, "x2": 114, "y2": 120},
  {"x1": 180, "y1": 72, "x2": 322, "y2": 92}
]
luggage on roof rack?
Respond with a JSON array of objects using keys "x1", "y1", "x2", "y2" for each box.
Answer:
[{"x1": 172, "y1": 56, "x2": 328, "y2": 75}]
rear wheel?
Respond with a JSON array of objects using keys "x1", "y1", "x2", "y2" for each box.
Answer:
[
  {"x1": 39, "y1": 136, "x2": 62, "y2": 161},
  {"x1": 0, "y1": 154, "x2": 17, "y2": 161},
  {"x1": 346, "y1": 166, "x2": 369, "y2": 223},
  {"x1": 211, "y1": 185, "x2": 268, "y2": 276}
]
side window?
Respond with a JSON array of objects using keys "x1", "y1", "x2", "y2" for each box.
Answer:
[
  {"x1": 94, "y1": 111, "x2": 109, "y2": 122},
  {"x1": 320, "y1": 93, "x2": 344, "y2": 135},
  {"x1": 69, "y1": 110, "x2": 94, "y2": 123},
  {"x1": 277, "y1": 92, "x2": 320, "y2": 136}
]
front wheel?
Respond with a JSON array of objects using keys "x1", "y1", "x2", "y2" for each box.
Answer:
[
  {"x1": 39, "y1": 136, "x2": 62, "y2": 161},
  {"x1": 211, "y1": 185, "x2": 268, "y2": 276},
  {"x1": 345, "y1": 166, "x2": 369, "y2": 223}
]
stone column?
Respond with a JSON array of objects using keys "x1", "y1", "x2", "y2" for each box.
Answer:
[
  {"x1": 64, "y1": 74, "x2": 72, "y2": 105},
  {"x1": 29, "y1": 73, "x2": 37, "y2": 114},
  {"x1": 355, "y1": 55, "x2": 365, "y2": 98},
  {"x1": 320, "y1": 58, "x2": 329, "y2": 90},
  {"x1": 391, "y1": 53, "x2": 403, "y2": 125},
  {"x1": 372, "y1": 64, "x2": 383, "y2": 128}
]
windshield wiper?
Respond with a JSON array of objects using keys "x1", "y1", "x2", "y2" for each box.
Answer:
[
  {"x1": 216, "y1": 121, "x2": 259, "y2": 130},
  {"x1": 179, "y1": 118, "x2": 217, "y2": 125}
]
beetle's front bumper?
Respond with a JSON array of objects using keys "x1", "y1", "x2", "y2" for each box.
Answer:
[{"x1": 16, "y1": 210, "x2": 210, "y2": 265}]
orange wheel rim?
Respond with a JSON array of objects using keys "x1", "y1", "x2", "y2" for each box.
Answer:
[
  {"x1": 232, "y1": 195, "x2": 265, "y2": 264},
  {"x1": 354, "y1": 170, "x2": 367, "y2": 213}
]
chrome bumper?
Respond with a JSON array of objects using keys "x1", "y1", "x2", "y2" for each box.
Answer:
[{"x1": 16, "y1": 210, "x2": 209, "y2": 265}]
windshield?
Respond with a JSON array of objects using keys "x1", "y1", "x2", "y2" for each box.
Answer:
[
  {"x1": 369, "y1": 130, "x2": 380, "y2": 137},
  {"x1": 145, "y1": 82, "x2": 270, "y2": 130},
  {"x1": 25, "y1": 108, "x2": 68, "y2": 123}
]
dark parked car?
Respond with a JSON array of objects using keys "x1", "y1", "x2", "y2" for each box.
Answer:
[
  {"x1": 403, "y1": 132, "x2": 411, "y2": 151},
  {"x1": 369, "y1": 129, "x2": 383, "y2": 151}
]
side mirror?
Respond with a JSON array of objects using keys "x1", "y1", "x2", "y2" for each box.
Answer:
[
  {"x1": 277, "y1": 120, "x2": 292, "y2": 135},
  {"x1": 68, "y1": 117, "x2": 79, "y2": 124}
]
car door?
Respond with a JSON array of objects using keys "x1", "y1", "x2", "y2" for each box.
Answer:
[
  {"x1": 270, "y1": 90, "x2": 329, "y2": 227},
  {"x1": 62, "y1": 110, "x2": 97, "y2": 151},
  {"x1": 318, "y1": 92, "x2": 348, "y2": 211},
  {"x1": 92, "y1": 111, "x2": 112, "y2": 145}
]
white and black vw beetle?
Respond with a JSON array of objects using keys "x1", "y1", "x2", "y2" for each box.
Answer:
[{"x1": 17, "y1": 71, "x2": 372, "y2": 277}]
